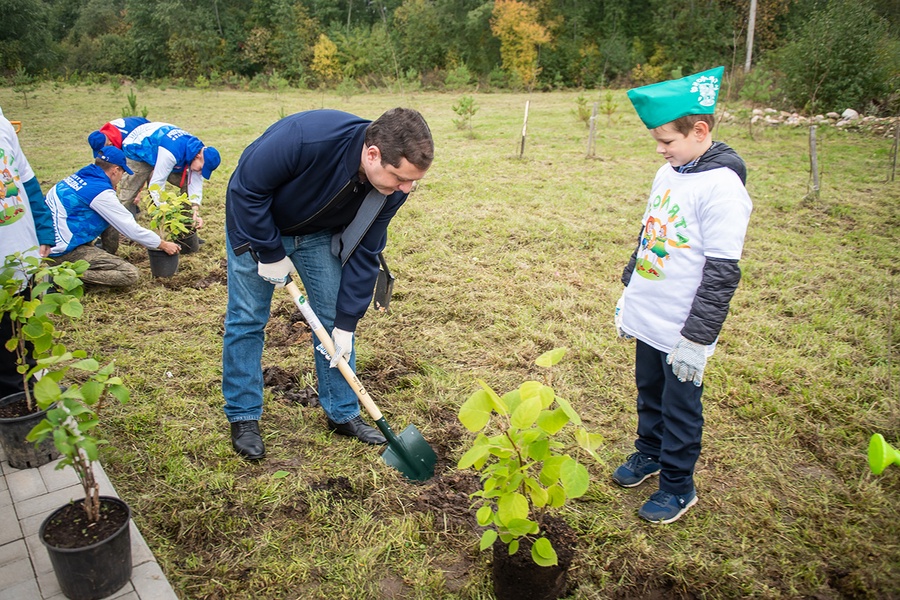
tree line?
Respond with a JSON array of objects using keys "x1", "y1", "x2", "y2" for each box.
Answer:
[{"x1": 4, "y1": 0, "x2": 899, "y2": 114}]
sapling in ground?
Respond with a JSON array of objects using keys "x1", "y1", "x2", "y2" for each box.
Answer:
[
  {"x1": 457, "y1": 348, "x2": 603, "y2": 566},
  {"x1": 452, "y1": 95, "x2": 478, "y2": 136}
]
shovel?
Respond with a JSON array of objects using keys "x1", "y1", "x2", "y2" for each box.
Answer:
[
  {"x1": 285, "y1": 280, "x2": 436, "y2": 481},
  {"x1": 373, "y1": 251, "x2": 395, "y2": 312}
]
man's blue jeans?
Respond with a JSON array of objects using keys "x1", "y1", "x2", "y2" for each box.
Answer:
[{"x1": 222, "y1": 231, "x2": 360, "y2": 425}]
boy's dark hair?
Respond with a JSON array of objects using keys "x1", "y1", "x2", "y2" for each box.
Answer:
[
  {"x1": 366, "y1": 107, "x2": 434, "y2": 170},
  {"x1": 666, "y1": 113, "x2": 716, "y2": 136}
]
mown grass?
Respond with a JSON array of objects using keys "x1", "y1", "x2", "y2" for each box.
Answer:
[{"x1": 2, "y1": 83, "x2": 898, "y2": 599}]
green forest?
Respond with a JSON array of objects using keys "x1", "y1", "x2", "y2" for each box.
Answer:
[{"x1": 5, "y1": 0, "x2": 900, "y2": 114}]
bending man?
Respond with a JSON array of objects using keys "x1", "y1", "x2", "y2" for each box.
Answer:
[{"x1": 223, "y1": 108, "x2": 433, "y2": 460}]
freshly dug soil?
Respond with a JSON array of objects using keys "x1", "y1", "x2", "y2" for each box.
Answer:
[
  {"x1": 42, "y1": 500, "x2": 129, "y2": 549},
  {"x1": 492, "y1": 514, "x2": 577, "y2": 600}
]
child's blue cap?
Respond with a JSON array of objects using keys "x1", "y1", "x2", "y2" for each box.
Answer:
[
  {"x1": 88, "y1": 130, "x2": 107, "y2": 153},
  {"x1": 201, "y1": 147, "x2": 220, "y2": 180},
  {"x1": 627, "y1": 66, "x2": 725, "y2": 129}
]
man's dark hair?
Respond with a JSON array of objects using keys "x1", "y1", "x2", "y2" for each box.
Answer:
[
  {"x1": 365, "y1": 108, "x2": 434, "y2": 170},
  {"x1": 666, "y1": 113, "x2": 715, "y2": 136}
]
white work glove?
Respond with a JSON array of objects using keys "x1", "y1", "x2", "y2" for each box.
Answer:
[
  {"x1": 614, "y1": 294, "x2": 633, "y2": 339},
  {"x1": 666, "y1": 337, "x2": 708, "y2": 386},
  {"x1": 257, "y1": 257, "x2": 294, "y2": 287},
  {"x1": 329, "y1": 328, "x2": 353, "y2": 368}
]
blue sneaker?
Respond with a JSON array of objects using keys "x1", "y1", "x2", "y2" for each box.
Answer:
[
  {"x1": 638, "y1": 489, "x2": 698, "y2": 524},
  {"x1": 612, "y1": 452, "x2": 661, "y2": 487}
]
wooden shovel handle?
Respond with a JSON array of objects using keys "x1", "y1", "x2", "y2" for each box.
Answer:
[{"x1": 285, "y1": 281, "x2": 383, "y2": 421}]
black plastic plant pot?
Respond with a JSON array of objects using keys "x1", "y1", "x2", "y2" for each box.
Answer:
[
  {"x1": 176, "y1": 230, "x2": 200, "y2": 254},
  {"x1": 0, "y1": 391, "x2": 59, "y2": 469},
  {"x1": 40, "y1": 496, "x2": 132, "y2": 600},
  {"x1": 147, "y1": 248, "x2": 179, "y2": 277}
]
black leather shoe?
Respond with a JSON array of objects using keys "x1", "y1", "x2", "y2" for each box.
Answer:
[
  {"x1": 327, "y1": 415, "x2": 387, "y2": 445},
  {"x1": 231, "y1": 420, "x2": 265, "y2": 460}
]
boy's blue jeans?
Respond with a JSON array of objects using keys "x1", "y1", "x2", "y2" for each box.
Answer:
[
  {"x1": 633, "y1": 340, "x2": 704, "y2": 495},
  {"x1": 222, "y1": 231, "x2": 360, "y2": 425}
]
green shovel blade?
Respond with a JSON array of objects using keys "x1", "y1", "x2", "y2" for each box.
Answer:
[
  {"x1": 374, "y1": 418, "x2": 437, "y2": 481},
  {"x1": 869, "y1": 433, "x2": 900, "y2": 475}
]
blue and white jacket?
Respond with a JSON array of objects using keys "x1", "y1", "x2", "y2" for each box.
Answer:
[
  {"x1": 45, "y1": 164, "x2": 160, "y2": 256},
  {"x1": 122, "y1": 122, "x2": 206, "y2": 204}
]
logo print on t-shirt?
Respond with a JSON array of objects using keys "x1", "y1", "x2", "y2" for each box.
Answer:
[
  {"x1": 0, "y1": 149, "x2": 25, "y2": 227},
  {"x1": 636, "y1": 189, "x2": 691, "y2": 281}
]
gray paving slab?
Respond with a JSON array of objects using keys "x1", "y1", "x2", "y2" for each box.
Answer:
[
  {"x1": 0, "y1": 539, "x2": 27, "y2": 568},
  {"x1": 7, "y1": 466, "x2": 48, "y2": 502},
  {"x1": 0, "y1": 502, "x2": 20, "y2": 546},
  {"x1": 0, "y1": 576, "x2": 40, "y2": 600},
  {"x1": 0, "y1": 444, "x2": 179, "y2": 600},
  {"x1": 0, "y1": 555, "x2": 33, "y2": 589}
]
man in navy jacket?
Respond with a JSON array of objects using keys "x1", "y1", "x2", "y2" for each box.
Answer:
[{"x1": 223, "y1": 107, "x2": 433, "y2": 460}]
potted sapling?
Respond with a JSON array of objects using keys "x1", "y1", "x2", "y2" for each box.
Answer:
[
  {"x1": 144, "y1": 185, "x2": 192, "y2": 276},
  {"x1": 26, "y1": 355, "x2": 132, "y2": 600},
  {"x1": 0, "y1": 250, "x2": 88, "y2": 468},
  {"x1": 457, "y1": 348, "x2": 603, "y2": 600}
]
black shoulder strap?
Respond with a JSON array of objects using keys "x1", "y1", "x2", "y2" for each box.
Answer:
[{"x1": 330, "y1": 188, "x2": 387, "y2": 265}]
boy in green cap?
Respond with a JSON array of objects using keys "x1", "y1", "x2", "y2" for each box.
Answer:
[{"x1": 612, "y1": 67, "x2": 753, "y2": 523}]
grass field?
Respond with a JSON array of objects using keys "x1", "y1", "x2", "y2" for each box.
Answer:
[{"x1": 2, "y1": 83, "x2": 899, "y2": 599}]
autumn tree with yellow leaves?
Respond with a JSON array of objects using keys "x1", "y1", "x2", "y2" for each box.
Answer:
[{"x1": 490, "y1": 0, "x2": 551, "y2": 90}]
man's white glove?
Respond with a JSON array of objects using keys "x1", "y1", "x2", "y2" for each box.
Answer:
[
  {"x1": 666, "y1": 337, "x2": 707, "y2": 386},
  {"x1": 257, "y1": 257, "x2": 294, "y2": 287},
  {"x1": 330, "y1": 328, "x2": 353, "y2": 368},
  {"x1": 614, "y1": 294, "x2": 633, "y2": 339}
]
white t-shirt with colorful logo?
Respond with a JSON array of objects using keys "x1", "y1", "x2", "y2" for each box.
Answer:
[
  {"x1": 0, "y1": 116, "x2": 40, "y2": 280},
  {"x1": 620, "y1": 164, "x2": 752, "y2": 354}
]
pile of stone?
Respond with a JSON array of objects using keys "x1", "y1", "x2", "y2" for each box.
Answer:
[{"x1": 722, "y1": 108, "x2": 900, "y2": 137}]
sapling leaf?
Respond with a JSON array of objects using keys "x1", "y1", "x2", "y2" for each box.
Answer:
[
  {"x1": 479, "y1": 529, "x2": 498, "y2": 551},
  {"x1": 33, "y1": 376, "x2": 61, "y2": 406},
  {"x1": 560, "y1": 458, "x2": 590, "y2": 498},
  {"x1": 459, "y1": 389, "x2": 492, "y2": 432},
  {"x1": 536, "y1": 406, "x2": 569, "y2": 434},
  {"x1": 547, "y1": 484, "x2": 567, "y2": 507},
  {"x1": 508, "y1": 539, "x2": 519, "y2": 555},
  {"x1": 575, "y1": 427, "x2": 604, "y2": 459},
  {"x1": 458, "y1": 443, "x2": 491, "y2": 469},
  {"x1": 505, "y1": 518, "x2": 536, "y2": 537},
  {"x1": 510, "y1": 394, "x2": 541, "y2": 429},
  {"x1": 503, "y1": 389, "x2": 522, "y2": 414},
  {"x1": 531, "y1": 537, "x2": 559, "y2": 566},
  {"x1": 79, "y1": 417, "x2": 100, "y2": 432},
  {"x1": 25, "y1": 419, "x2": 52, "y2": 442},
  {"x1": 540, "y1": 455, "x2": 567, "y2": 481},
  {"x1": 476, "y1": 505, "x2": 493, "y2": 526},
  {"x1": 535, "y1": 347, "x2": 567, "y2": 368},
  {"x1": 527, "y1": 438, "x2": 550, "y2": 461},
  {"x1": 80, "y1": 380, "x2": 102, "y2": 404},
  {"x1": 109, "y1": 385, "x2": 130, "y2": 404},
  {"x1": 272, "y1": 470, "x2": 289, "y2": 479},
  {"x1": 476, "y1": 379, "x2": 507, "y2": 415},
  {"x1": 553, "y1": 394, "x2": 582, "y2": 426},
  {"x1": 82, "y1": 439, "x2": 100, "y2": 462},
  {"x1": 497, "y1": 492, "x2": 529, "y2": 525},
  {"x1": 525, "y1": 480, "x2": 549, "y2": 507},
  {"x1": 539, "y1": 384, "x2": 555, "y2": 409}
]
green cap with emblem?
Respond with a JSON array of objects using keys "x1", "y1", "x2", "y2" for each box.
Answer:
[{"x1": 627, "y1": 66, "x2": 725, "y2": 129}]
